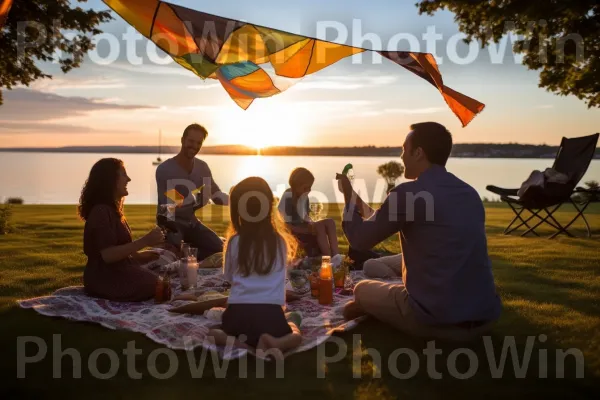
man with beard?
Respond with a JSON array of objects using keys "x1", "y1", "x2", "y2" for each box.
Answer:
[{"x1": 156, "y1": 124, "x2": 229, "y2": 260}]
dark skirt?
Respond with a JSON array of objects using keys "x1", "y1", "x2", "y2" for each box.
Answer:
[{"x1": 222, "y1": 304, "x2": 292, "y2": 348}]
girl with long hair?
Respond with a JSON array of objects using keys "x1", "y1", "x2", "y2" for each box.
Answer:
[
  {"x1": 78, "y1": 158, "x2": 165, "y2": 302},
  {"x1": 172, "y1": 177, "x2": 302, "y2": 357},
  {"x1": 220, "y1": 177, "x2": 302, "y2": 356}
]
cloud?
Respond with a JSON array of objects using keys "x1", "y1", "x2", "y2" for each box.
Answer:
[
  {"x1": 91, "y1": 97, "x2": 125, "y2": 104},
  {"x1": 187, "y1": 83, "x2": 221, "y2": 90},
  {"x1": 108, "y1": 62, "x2": 196, "y2": 77},
  {"x1": 360, "y1": 107, "x2": 443, "y2": 117},
  {"x1": 0, "y1": 88, "x2": 156, "y2": 122},
  {"x1": 30, "y1": 77, "x2": 126, "y2": 92},
  {"x1": 287, "y1": 100, "x2": 377, "y2": 121},
  {"x1": 296, "y1": 75, "x2": 398, "y2": 91},
  {"x1": 0, "y1": 121, "x2": 134, "y2": 135},
  {"x1": 364, "y1": 76, "x2": 399, "y2": 85},
  {"x1": 297, "y1": 81, "x2": 366, "y2": 90},
  {"x1": 159, "y1": 104, "x2": 222, "y2": 114},
  {"x1": 294, "y1": 100, "x2": 375, "y2": 109}
]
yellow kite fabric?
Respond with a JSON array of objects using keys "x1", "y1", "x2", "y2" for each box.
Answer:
[
  {"x1": 104, "y1": 0, "x2": 485, "y2": 126},
  {"x1": 0, "y1": 0, "x2": 12, "y2": 29}
]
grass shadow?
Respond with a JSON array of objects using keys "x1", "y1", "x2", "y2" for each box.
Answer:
[{"x1": 2, "y1": 303, "x2": 599, "y2": 398}]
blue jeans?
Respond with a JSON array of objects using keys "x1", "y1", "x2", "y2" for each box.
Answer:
[
  {"x1": 182, "y1": 221, "x2": 224, "y2": 260},
  {"x1": 160, "y1": 218, "x2": 223, "y2": 260}
]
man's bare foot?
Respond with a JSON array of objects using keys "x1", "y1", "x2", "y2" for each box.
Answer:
[{"x1": 343, "y1": 300, "x2": 366, "y2": 321}]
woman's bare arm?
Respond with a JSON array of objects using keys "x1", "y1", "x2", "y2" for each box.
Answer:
[
  {"x1": 130, "y1": 250, "x2": 161, "y2": 264},
  {"x1": 100, "y1": 227, "x2": 163, "y2": 264},
  {"x1": 100, "y1": 238, "x2": 150, "y2": 264}
]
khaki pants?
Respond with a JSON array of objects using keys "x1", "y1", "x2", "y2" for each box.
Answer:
[
  {"x1": 353, "y1": 280, "x2": 495, "y2": 342},
  {"x1": 363, "y1": 254, "x2": 403, "y2": 278}
]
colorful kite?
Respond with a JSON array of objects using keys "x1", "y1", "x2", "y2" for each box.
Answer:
[
  {"x1": 103, "y1": 0, "x2": 485, "y2": 126},
  {"x1": 0, "y1": 0, "x2": 12, "y2": 29}
]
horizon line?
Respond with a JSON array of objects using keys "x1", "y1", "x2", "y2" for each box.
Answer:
[{"x1": 0, "y1": 141, "x2": 584, "y2": 150}]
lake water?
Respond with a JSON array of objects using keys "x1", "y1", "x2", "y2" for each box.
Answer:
[{"x1": 0, "y1": 152, "x2": 598, "y2": 204}]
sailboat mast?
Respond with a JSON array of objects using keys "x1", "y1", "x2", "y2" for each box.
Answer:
[{"x1": 153, "y1": 129, "x2": 163, "y2": 165}]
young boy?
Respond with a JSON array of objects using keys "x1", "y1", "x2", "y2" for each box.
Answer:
[{"x1": 278, "y1": 168, "x2": 339, "y2": 256}]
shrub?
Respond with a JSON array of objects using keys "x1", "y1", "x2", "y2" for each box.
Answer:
[
  {"x1": 482, "y1": 197, "x2": 502, "y2": 203},
  {"x1": 573, "y1": 180, "x2": 600, "y2": 203},
  {"x1": 584, "y1": 180, "x2": 599, "y2": 191},
  {"x1": 0, "y1": 204, "x2": 13, "y2": 234},
  {"x1": 6, "y1": 197, "x2": 24, "y2": 205}
]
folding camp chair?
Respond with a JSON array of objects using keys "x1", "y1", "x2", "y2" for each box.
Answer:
[{"x1": 486, "y1": 133, "x2": 599, "y2": 238}]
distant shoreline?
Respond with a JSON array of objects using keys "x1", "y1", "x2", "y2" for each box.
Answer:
[{"x1": 0, "y1": 144, "x2": 598, "y2": 159}]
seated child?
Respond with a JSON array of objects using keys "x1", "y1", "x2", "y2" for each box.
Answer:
[
  {"x1": 203, "y1": 176, "x2": 302, "y2": 358},
  {"x1": 278, "y1": 167, "x2": 339, "y2": 256}
]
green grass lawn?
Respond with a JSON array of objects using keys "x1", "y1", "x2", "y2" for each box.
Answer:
[{"x1": 2, "y1": 204, "x2": 600, "y2": 399}]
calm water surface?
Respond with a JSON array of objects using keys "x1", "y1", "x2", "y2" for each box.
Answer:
[{"x1": 0, "y1": 152, "x2": 598, "y2": 204}]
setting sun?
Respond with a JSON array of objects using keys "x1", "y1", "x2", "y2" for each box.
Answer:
[{"x1": 212, "y1": 100, "x2": 307, "y2": 149}]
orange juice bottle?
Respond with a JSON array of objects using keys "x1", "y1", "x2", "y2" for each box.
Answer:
[{"x1": 319, "y1": 261, "x2": 333, "y2": 305}]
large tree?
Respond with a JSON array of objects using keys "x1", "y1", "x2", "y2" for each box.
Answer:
[
  {"x1": 0, "y1": 0, "x2": 111, "y2": 105},
  {"x1": 416, "y1": 0, "x2": 600, "y2": 108}
]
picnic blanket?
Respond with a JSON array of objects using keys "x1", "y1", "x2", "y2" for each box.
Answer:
[{"x1": 18, "y1": 268, "x2": 402, "y2": 359}]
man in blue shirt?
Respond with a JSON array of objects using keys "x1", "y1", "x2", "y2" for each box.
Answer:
[{"x1": 339, "y1": 122, "x2": 501, "y2": 341}]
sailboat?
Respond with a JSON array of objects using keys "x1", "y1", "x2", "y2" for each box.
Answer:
[{"x1": 152, "y1": 130, "x2": 163, "y2": 166}]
